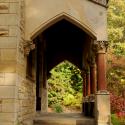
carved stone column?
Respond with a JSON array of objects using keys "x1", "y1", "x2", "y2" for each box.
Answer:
[{"x1": 94, "y1": 40, "x2": 111, "y2": 125}]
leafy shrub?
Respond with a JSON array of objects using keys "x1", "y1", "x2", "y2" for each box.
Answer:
[
  {"x1": 116, "y1": 112, "x2": 125, "y2": 124},
  {"x1": 111, "y1": 114, "x2": 121, "y2": 125},
  {"x1": 107, "y1": 66, "x2": 125, "y2": 96},
  {"x1": 48, "y1": 61, "x2": 83, "y2": 110},
  {"x1": 110, "y1": 93, "x2": 125, "y2": 113},
  {"x1": 63, "y1": 94, "x2": 75, "y2": 106},
  {"x1": 53, "y1": 104, "x2": 63, "y2": 113}
]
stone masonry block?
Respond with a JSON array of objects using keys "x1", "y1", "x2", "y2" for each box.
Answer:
[
  {"x1": 0, "y1": 73, "x2": 5, "y2": 85},
  {"x1": 0, "y1": 3, "x2": 9, "y2": 13},
  {"x1": 0, "y1": 86, "x2": 17, "y2": 98},
  {"x1": 1, "y1": 49, "x2": 16, "y2": 61},
  {"x1": 0, "y1": 0, "x2": 9, "y2": 2},
  {"x1": 9, "y1": 26, "x2": 19, "y2": 36},
  {"x1": 0, "y1": 62, "x2": 16, "y2": 72},
  {"x1": 0, "y1": 99, "x2": 2, "y2": 112},
  {"x1": 0, "y1": 122, "x2": 15, "y2": 125},
  {"x1": 0, "y1": 26, "x2": 9, "y2": 36},
  {"x1": 10, "y1": 0, "x2": 19, "y2": 2},
  {"x1": 9, "y1": 2, "x2": 19, "y2": 13},
  {"x1": 0, "y1": 37, "x2": 17, "y2": 48},
  {"x1": 2, "y1": 99, "x2": 18, "y2": 113},
  {"x1": 4, "y1": 73, "x2": 16, "y2": 85},
  {"x1": 0, "y1": 112, "x2": 17, "y2": 122},
  {"x1": 0, "y1": 14, "x2": 18, "y2": 25}
]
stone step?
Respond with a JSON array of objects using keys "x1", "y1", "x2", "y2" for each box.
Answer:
[
  {"x1": 34, "y1": 119, "x2": 95, "y2": 125},
  {"x1": 34, "y1": 113, "x2": 95, "y2": 125}
]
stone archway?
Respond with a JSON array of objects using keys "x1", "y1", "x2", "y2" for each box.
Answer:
[
  {"x1": 33, "y1": 17, "x2": 95, "y2": 113},
  {"x1": 25, "y1": 9, "x2": 110, "y2": 125},
  {"x1": 30, "y1": 12, "x2": 96, "y2": 40}
]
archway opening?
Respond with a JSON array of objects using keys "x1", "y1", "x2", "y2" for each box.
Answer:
[
  {"x1": 33, "y1": 19, "x2": 92, "y2": 112},
  {"x1": 48, "y1": 60, "x2": 83, "y2": 113}
]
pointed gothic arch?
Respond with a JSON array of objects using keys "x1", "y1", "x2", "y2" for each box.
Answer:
[{"x1": 30, "y1": 12, "x2": 97, "y2": 40}]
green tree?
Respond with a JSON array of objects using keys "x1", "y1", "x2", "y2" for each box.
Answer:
[
  {"x1": 108, "y1": 0, "x2": 125, "y2": 56},
  {"x1": 107, "y1": 0, "x2": 125, "y2": 98}
]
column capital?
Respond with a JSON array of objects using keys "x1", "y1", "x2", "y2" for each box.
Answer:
[
  {"x1": 24, "y1": 40, "x2": 35, "y2": 56},
  {"x1": 93, "y1": 40, "x2": 108, "y2": 53}
]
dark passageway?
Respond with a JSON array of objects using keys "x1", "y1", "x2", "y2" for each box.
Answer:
[{"x1": 42, "y1": 19, "x2": 90, "y2": 75}]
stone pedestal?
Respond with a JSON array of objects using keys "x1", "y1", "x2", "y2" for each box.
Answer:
[{"x1": 95, "y1": 91, "x2": 111, "y2": 125}]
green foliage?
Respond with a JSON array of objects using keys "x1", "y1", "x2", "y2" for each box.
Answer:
[
  {"x1": 108, "y1": 0, "x2": 125, "y2": 56},
  {"x1": 53, "y1": 104, "x2": 63, "y2": 113},
  {"x1": 111, "y1": 114, "x2": 121, "y2": 125},
  {"x1": 107, "y1": 66, "x2": 125, "y2": 96},
  {"x1": 48, "y1": 60, "x2": 83, "y2": 110}
]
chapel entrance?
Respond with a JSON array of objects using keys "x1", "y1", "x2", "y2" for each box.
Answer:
[{"x1": 32, "y1": 18, "x2": 98, "y2": 116}]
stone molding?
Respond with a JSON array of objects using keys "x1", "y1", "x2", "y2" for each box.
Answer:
[
  {"x1": 88, "y1": 0, "x2": 109, "y2": 8},
  {"x1": 0, "y1": 4, "x2": 8, "y2": 10},
  {"x1": 0, "y1": 27, "x2": 8, "y2": 36}
]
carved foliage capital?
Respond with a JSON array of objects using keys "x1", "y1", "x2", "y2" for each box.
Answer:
[
  {"x1": 24, "y1": 40, "x2": 35, "y2": 56},
  {"x1": 93, "y1": 40, "x2": 108, "y2": 53}
]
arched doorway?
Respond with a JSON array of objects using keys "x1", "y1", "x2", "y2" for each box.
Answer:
[
  {"x1": 33, "y1": 19, "x2": 94, "y2": 113},
  {"x1": 48, "y1": 60, "x2": 83, "y2": 113}
]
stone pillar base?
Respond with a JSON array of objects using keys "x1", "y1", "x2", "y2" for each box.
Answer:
[{"x1": 95, "y1": 91, "x2": 111, "y2": 125}]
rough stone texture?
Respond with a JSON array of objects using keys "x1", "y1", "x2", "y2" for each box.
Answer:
[
  {"x1": 0, "y1": 0, "x2": 36, "y2": 124},
  {"x1": 95, "y1": 92, "x2": 111, "y2": 125},
  {"x1": 17, "y1": 78, "x2": 36, "y2": 125}
]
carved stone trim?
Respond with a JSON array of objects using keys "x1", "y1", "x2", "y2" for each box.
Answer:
[
  {"x1": 88, "y1": 0, "x2": 109, "y2": 8},
  {"x1": 93, "y1": 40, "x2": 108, "y2": 53},
  {"x1": 24, "y1": 40, "x2": 35, "y2": 56},
  {"x1": 0, "y1": 28, "x2": 8, "y2": 36},
  {"x1": 0, "y1": 4, "x2": 8, "y2": 10}
]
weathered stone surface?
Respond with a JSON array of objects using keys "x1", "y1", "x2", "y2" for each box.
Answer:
[
  {"x1": 0, "y1": 73, "x2": 4, "y2": 85},
  {"x1": 0, "y1": 122, "x2": 15, "y2": 125},
  {"x1": 2, "y1": 99, "x2": 18, "y2": 113},
  {"x1": 0, "y1": 26, "x2": 9, "y2": 36},
  {"x1": 0, "y1": 99, "x2": 2, "y2": 112},
  {"x1": 9, "y1": 26, "x2": 19, "y2": 36},
  {"x1": 0, "y1": 62, "x2": 16, "y2": 72},
  {"x1": 0, "y1": 3, "x2": 9, "y2": 14},
  {"x1": 0, "y1": 37, "x2": 17, "y2": 48},
  {"x1": 0, "y1": 112, "x2": 17, "y2": 122},
  {"x1": 0, "y1": 86, "x2": 17, "y2": 98},
  {"x1": 4, "y1": 73, "x2": 16, "y2": 85},
  {"x1": 0, "y1": 14, "x2": 18, "y2": 25},
  {"x1": 0, "y1": 0, "x2": 9, "y2": 2},
  {"x1": 95, "y1": 92, "x2": 111, "y2": 125},
  {"x1": 1, "y1": 49, "x2": 16, "y2": 61},
  {"x1": 9, "y1": 3, "x2": 18, "y2": 13}
]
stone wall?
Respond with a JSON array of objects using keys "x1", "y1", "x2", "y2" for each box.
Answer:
[
  {"x1": 17, "y1": 78, "x2": 36, "y2": 125},
  {"x1": 0, "y1": 0, "x2": 36, "y2": 125},
  {"x1": 0, "y1": 0, "x2": 19, "y2": 124}
]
